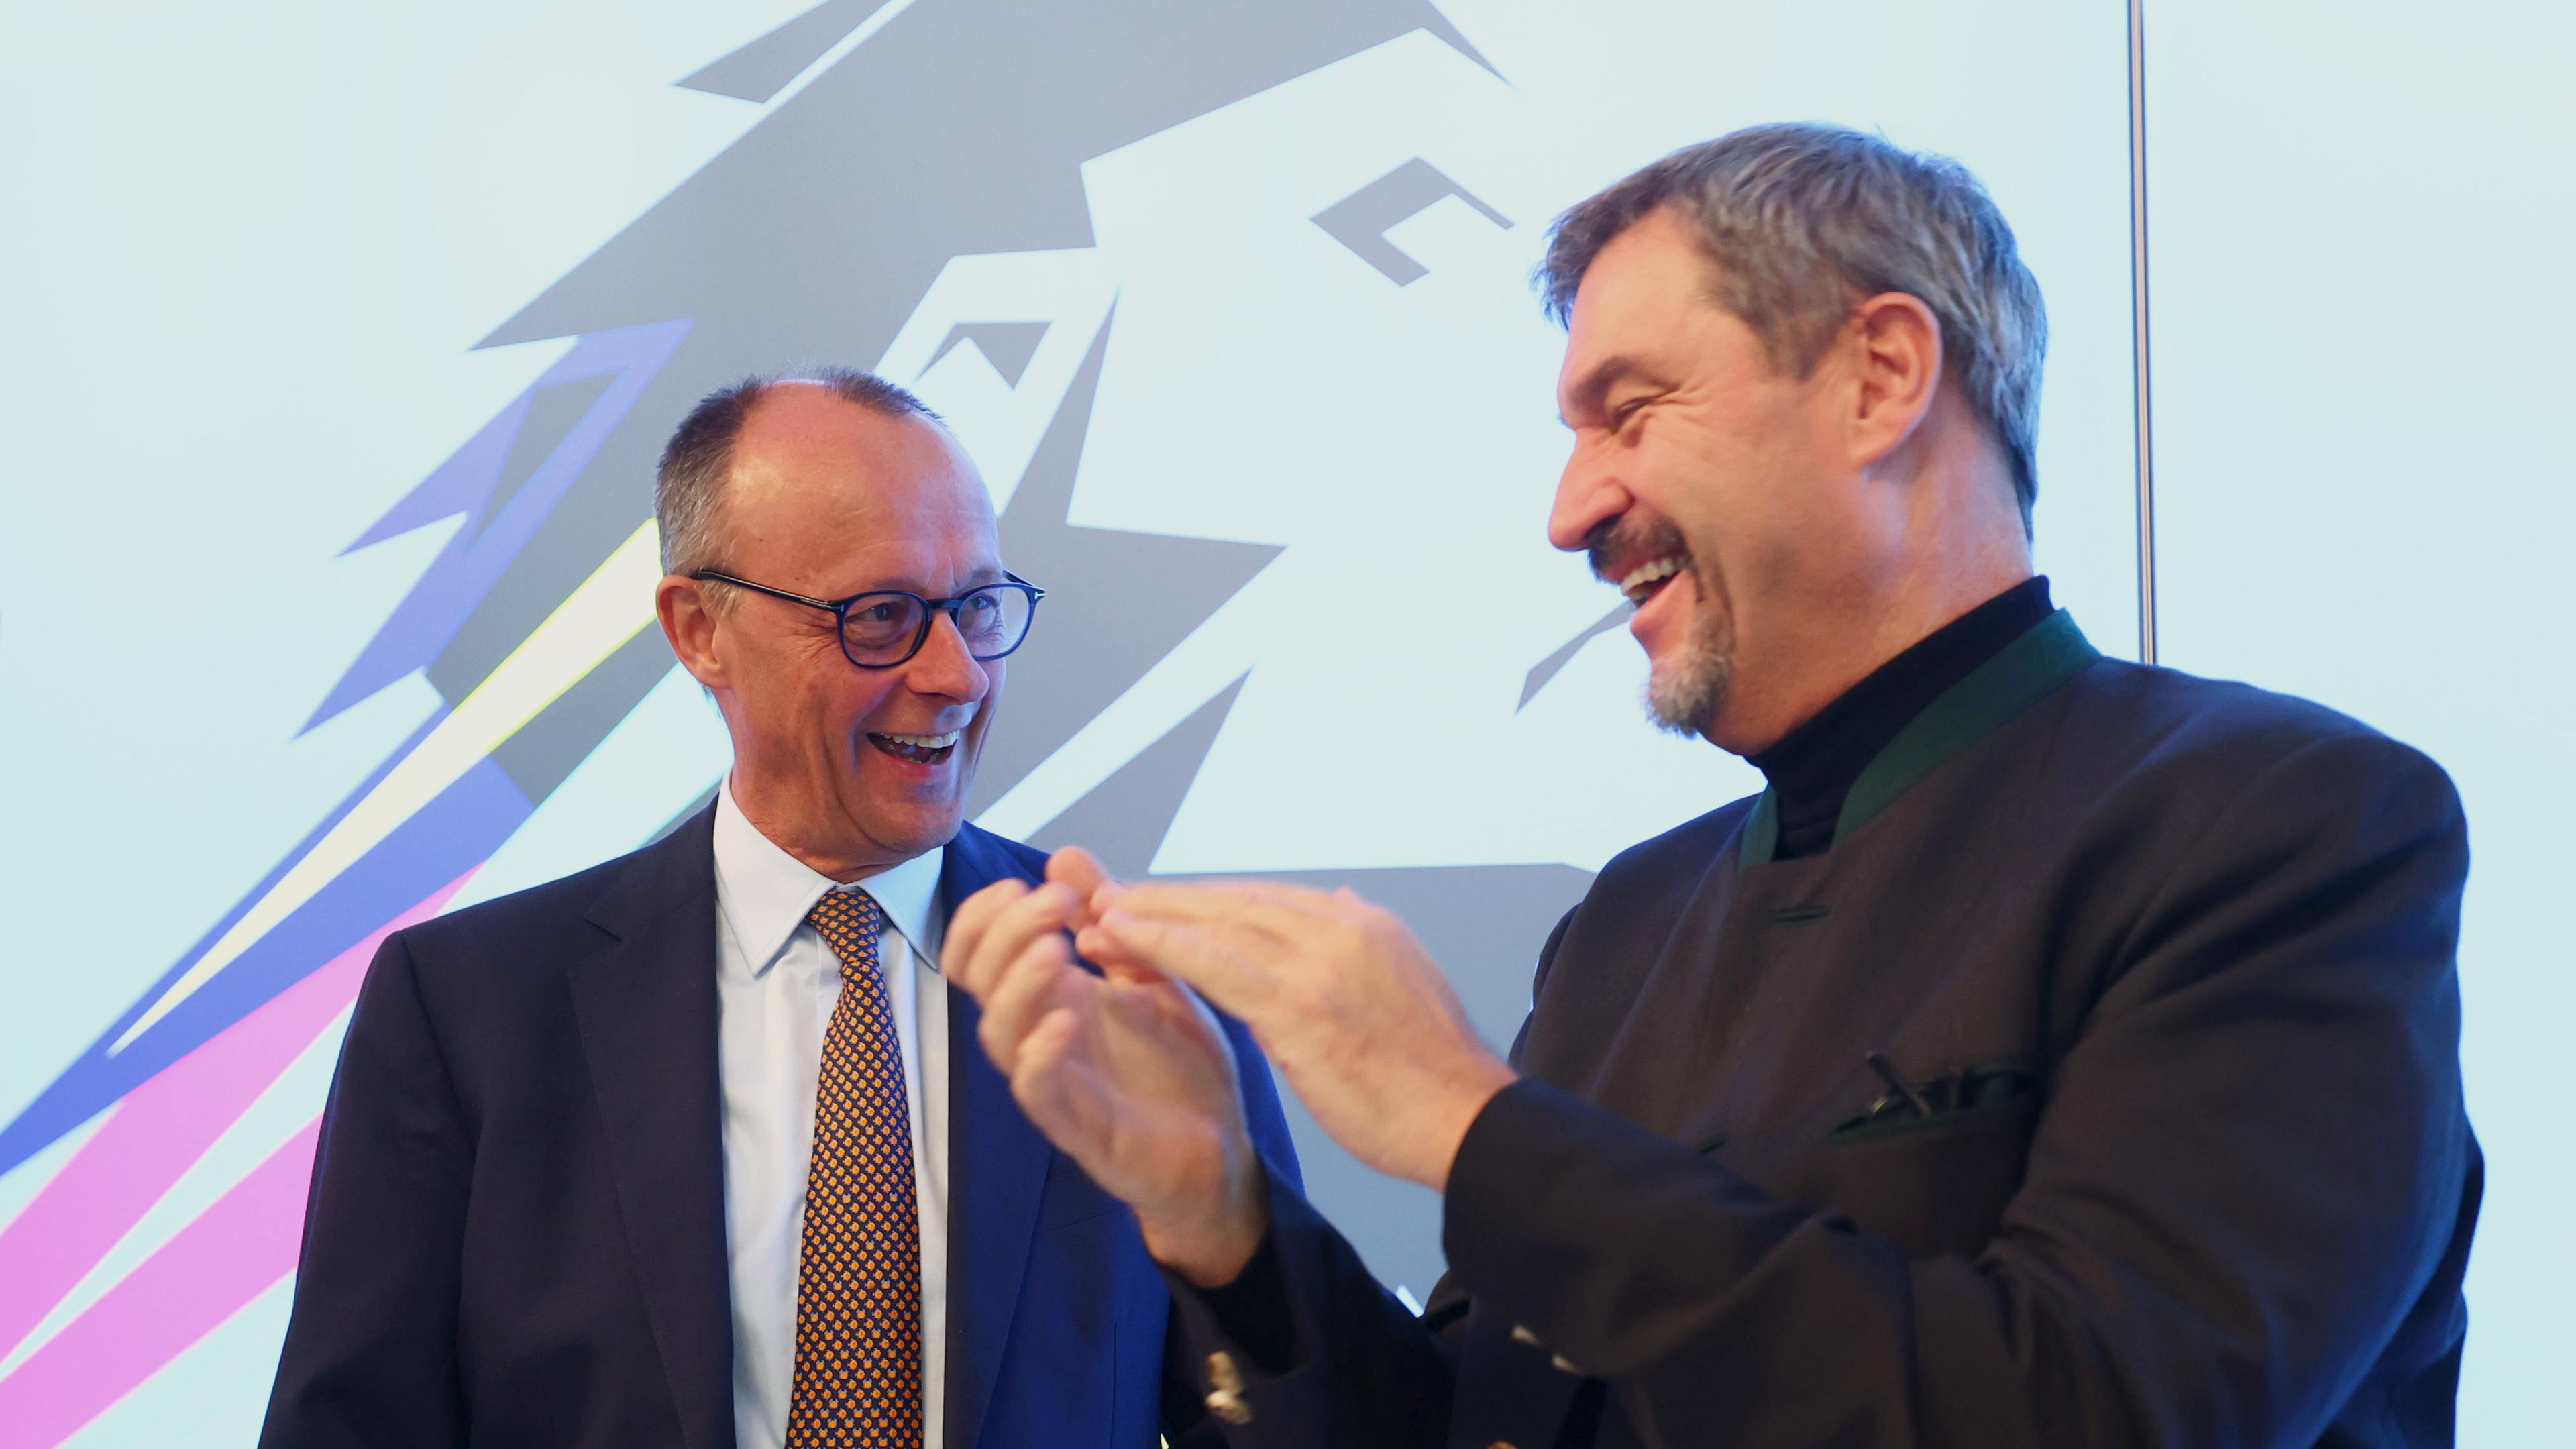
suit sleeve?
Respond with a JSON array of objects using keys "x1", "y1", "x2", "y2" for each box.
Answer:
[
  {"x1": 1442, "y1": 733, "x2": 2475, "y2": 1448},
  {"x1": 1161, "y1": 907, "x2": 1584, "y2": 1448},
  {"x1": 259, "y1": 930, "x2": 470, "y2": 1449}
]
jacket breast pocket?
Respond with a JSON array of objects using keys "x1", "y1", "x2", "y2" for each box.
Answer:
[{"x1": 1803, "y1": 1095, "x2": 2040, "y2": 1258}]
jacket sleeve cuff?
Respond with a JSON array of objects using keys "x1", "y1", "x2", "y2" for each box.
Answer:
[
  {"x1": 1172, "y1": 1220, "x2": 1297, "y2": 1376},
  {"x1": 1440, "y1": 1076, "x2": 1715, "y2": 1350},
  {"x1": 1443, "y1": 1077, "x2": 1600, "y2": 1268},
  {"x1": 1161, "y1": 1151, "x2": 1331, "y2": 1437}
]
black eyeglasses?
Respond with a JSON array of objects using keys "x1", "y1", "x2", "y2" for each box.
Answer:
[{"x1": 690, "y1": 569, "x2": 1045, "y2": 669}]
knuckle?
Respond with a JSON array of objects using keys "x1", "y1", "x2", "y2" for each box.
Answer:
[
  {"x1": 1010, "y1": 943, "x2": 1057, "y2": 987},
  {"x1": 1020, "y1": 884, "x2": 1074, "y2": 928}
]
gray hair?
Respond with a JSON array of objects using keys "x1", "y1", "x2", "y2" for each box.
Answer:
[
  {"x1": 1539, "y1": 123, "x2": 2047, "y2": 531},
  {"x1": 653, "y1": 368, "x2": 942, "y2": 593}
]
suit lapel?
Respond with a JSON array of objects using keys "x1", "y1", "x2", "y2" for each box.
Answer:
[
  {"x1": 937, "y1": 825, "x2": 1055, "y2": 1449},
  {"x1": 569, "y1": 805, "x2": 737, "y2": 1449}
]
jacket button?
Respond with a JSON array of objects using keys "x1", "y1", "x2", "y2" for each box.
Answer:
[
  {"x1": 1509, "y1": 1324, "x2": 1542, "y2": 1347},
  {"x1": 1205, "y1": 1352, "x2": 1251, "y2": 1423}
]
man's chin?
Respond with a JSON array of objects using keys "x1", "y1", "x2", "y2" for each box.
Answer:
[
  {"x1": 1645, "y1": 649, "x2": 1731, "y2": 738},
  {"x1": 865, "y1": 806, "x2": 965, "y2": 863},
  {"x1": 844, "y1": 744, "x2": 980, "y2": 855}
]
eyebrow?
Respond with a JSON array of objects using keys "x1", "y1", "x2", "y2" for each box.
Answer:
[{"x1": 1557, "y1": 354, "x2": 1666, "y2": 427}]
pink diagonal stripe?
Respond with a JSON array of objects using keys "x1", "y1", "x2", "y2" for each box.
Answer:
[
  {"x1": 0, "y1": 870, "x2": 476, "y2": 1362},
  {"x1": 0, "y1": 1118, "x2": 320, "y2": 1449}
]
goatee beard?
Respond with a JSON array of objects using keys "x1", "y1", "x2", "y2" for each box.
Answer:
[
  {"x1": 1644, "y1": 612, "x2": 1731, "y2": 737},
  {"x1": 1586, "y1": 510, "x2": 1729, "y2": 736}
]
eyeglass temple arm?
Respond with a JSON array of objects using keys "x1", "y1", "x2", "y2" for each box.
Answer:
[{"x1": 688, "y1": 571, "x2": 848, "y2": 613}]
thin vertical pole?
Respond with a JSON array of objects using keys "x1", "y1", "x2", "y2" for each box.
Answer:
[{"x1": 2127, "y1": 0, "x2": 2159, "y2": 664}]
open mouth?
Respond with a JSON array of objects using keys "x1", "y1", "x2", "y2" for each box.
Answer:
[
  {"x1": 1618, "y1": 554, "x2": 1688, "y2": 607},
  {"x1": 867, "y1": 730, "x2": 961, "y2": 765}
]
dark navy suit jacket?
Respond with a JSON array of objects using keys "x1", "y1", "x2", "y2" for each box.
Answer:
[{"x1": 260, "y1": 808, "x2": 1299, "y2": 1449}]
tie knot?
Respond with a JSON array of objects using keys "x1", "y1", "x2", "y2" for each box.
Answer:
[{"x1": 805, "y1": 889, "x2": 885, "y2": 970}]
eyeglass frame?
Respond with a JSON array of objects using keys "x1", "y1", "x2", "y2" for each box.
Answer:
[{"x1": 687, "y1": 568, "x2": 1046, "y2": 669}]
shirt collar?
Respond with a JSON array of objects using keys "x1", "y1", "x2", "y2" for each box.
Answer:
[
  {"x1": 1745, "y1": 576, "x2": 2055, "y2": 859},
  {"x1": 712, "y1": 780, "x2": 949, "y2": 979}
]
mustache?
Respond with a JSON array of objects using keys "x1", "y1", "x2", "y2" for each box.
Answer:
[{"x1": 1585, "y1": 513, "x2": 1690, "y2": 582}]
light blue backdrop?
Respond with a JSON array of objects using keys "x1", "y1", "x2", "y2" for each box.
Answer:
[
  {"x1": 0, "y1": 1, "x2": 2557, "y2": 1444},
  {"x1": 2147, "y1": 3, "x2": 2576, "y2": 1440}
]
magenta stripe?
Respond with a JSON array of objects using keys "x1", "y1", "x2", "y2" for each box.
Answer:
[
  {"x1": 0, "y1": 872, "x2": 475, "y2": 1364},
  {"x1": 0, "y1": 1119, "x2": 321, "y2": 1449}
]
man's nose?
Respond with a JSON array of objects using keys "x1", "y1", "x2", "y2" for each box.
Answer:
[
  {"x1": 903, "y1": 610, "x2": 992, "y2": 703},
  {"x1": 1548, "y1": 441, "x2": 1630, "y2": 554}
]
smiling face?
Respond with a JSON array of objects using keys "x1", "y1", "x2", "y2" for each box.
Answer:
[
  {"x1": 1548, "y1": 207, "x2": 1886, "y2": 753},
  {"x1": 661, "y1": 384, "x2": 1007, "y2": 879}
]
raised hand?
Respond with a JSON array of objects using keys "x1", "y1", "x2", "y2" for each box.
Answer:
[
  {"x1": 946, "y1": 848, "x2": 1267, "y2": 1285},
  {"x1": 1077, "y1": 881, "x2": 1517, "y2": 1192}
]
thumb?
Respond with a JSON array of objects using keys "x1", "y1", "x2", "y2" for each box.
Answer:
[{"x1": 1046, "y1": 846, "x2": 1120, "y2": 926}]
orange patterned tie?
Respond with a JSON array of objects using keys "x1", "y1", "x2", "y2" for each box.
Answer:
[{"x1": 788, "y1": 890, "x2": 922, "y2": 1448}]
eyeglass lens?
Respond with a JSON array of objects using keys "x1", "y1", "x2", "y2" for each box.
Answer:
[{"x1": 841, "y1": 586, "x2": 1034, "y2": 665}]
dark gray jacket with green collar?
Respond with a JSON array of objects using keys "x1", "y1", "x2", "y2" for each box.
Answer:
[{"x1": 1169, "y1": 610, "x2": 2479, "y2": 1449}]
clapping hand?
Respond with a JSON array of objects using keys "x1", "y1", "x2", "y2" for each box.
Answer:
[
  {"x1": 946, "y1": 848, "x2": 1267, "y2": 1286},
  {"x1": 953, "y1": 850, "x2": 1519, "y2": 1282},
  {"x1": 1076, "y1": 881, "x2": 1517, "y2": 1193}
]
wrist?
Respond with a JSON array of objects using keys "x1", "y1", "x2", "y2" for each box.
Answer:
[
  {"x1": 1140, "y1": 1181, "x2": 1269, "y2": 1288},
  {"x1": 1419, "y1": 1055, "x2": 1517, "y2": 1193},
  {"x1": 1136, "y1": 1118, "x2": 1270, "y2": 1287}
]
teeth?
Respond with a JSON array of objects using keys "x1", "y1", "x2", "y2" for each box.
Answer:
[
  {"x1": 1618, "y1": 555, "x2": 1685, "y2": 602},
  {"x1": 879, "y1": 731, "x2": 961, "y2": 749}
]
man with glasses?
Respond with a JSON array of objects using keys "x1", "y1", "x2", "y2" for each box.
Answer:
[{"x1": 262, "y1": 370, "x2": 1299, "y2": 1449}]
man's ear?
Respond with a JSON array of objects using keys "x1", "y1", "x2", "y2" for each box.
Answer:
[
  {"x1": 1846, "y1": 290, "x2": 1943, "y2": 470},
  {"x1": 657, "y1": 575, "x2": 729, "y2": 691}
]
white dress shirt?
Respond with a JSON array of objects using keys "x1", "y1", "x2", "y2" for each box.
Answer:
[{"x1": 712, "y1": 783, "x2": 951, "y2": 1449}]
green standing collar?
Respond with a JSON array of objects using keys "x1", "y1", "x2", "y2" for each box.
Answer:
[{"x1": 1739, "y1": 610, "x2": 2102, "y2": 867}]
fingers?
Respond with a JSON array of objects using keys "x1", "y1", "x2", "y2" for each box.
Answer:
[
  {"x1": 1044, "y1": 846, "x2": 1118, "y2": 912},
  {"x1": 975, "y1": 871, "x2": 1384, "y2": 1035},
  {"x1": 1071, "y1": 916, "x2": 1162, "y2": 979},
  {"x1": 1074, "y1": 879, "x2": 1358, "y2": 1014},
  {"x1": 1099, "y1": 881, "x2": 1342, "y2": 946},
  {"x1": 945, "y1": 877, "x2": 1032, "y2": 996},
  {"x1": 1102, "y1": 975, "x2": 1239, "y2": 1081},
  {"x1": 1080, "y1": 910, "x2": 1279, "y2": 1020},
  {"x1": 1097, "y1": 955, "x2": 1170, "y2": 987},
  {"x1": 950, "y1": 879, "x2": 1077, "y2": 1001},
  {"x1": 951, "y1": 879, "x2": 1093, "y2": 1075},
  {"x1": 1007, "y1": 1007, "x2": 1112, "y2": 1167},
  {"x1": 977, "y1": 931, "x2": 1087, "y2": 1075}
]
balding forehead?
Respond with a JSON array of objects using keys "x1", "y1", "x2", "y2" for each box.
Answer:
[
  {"x1": 727, "y1": 387, "x2": 994, "y2": 535},
  {"x1": 735, "y1": 385, "x2": 954, "y2": 472}
]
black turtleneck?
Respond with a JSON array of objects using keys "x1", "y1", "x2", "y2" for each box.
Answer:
[{"x1": 1748, "y1": 576, "x2": 2054, "y2": 861}]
